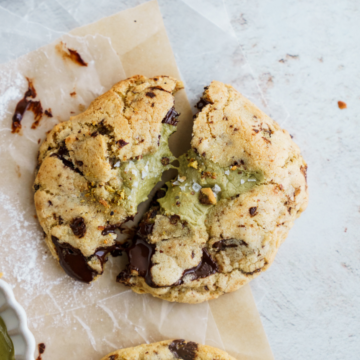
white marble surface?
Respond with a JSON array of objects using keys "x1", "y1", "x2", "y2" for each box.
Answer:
[{"x1": 0, "y1": 1, "x2": 359, "y2": 359}]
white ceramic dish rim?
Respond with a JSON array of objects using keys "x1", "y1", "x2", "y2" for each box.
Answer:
[{"x1": 0, "y1": 279, "x2": 35, "y2": 360}]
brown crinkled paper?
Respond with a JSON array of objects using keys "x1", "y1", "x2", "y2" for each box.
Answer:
[{"x1": 0, "y1": 1, "x2": 273, "y2": 359}]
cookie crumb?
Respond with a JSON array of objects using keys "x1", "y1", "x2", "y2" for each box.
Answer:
[{"x1": 338, "y1": 101, "x2": 347, "y2": 109}]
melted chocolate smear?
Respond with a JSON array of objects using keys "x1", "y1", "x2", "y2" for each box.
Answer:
[
  {"x1": 57, "y1": 42, "x2": 88, "y2": 66},
  {"x1": 162, "y1": 107, "x2": 179, "y2": 126},
  {"x1": 213, "y1": 239, "x2": 247, "y2": 251},
  {"x1": 50, "y1": 146, "x2": 83, "y2": 176},
  {"x1": 70, "y1": 217, "x2": 86, "y2": 238},
  {"x1": 52, "y1": 236, "x2": 128, "y2": 283},
  {"x1": 44, "y1": 108, "x2": 53, "y2": 117},
  {"x1": 36, "y1": 343, "x2": 46, "y2": 360},
  {"x1": 169, "y1": 340, "x2": 198, "y2": 360},
  {"x1": 101, "y1": 223, "x2": 122, "y2": 236},
  {"x1": 196, "y1": 98, "x2": 211, "y2": 111},
  {"x1": 11, "y1": 78, "x2": 38, "y2": 133},
  {"x1": 117, "y1": 221, "x2": 157, "y2": 287},
  {"x1": 29, "y1": 100, "x2": 44, "y2": 129},
  {"x1": 52, "y1": 236, "x2": 97, "y2": 283},
  {"x1": 177, "y1": 249, "x2": 218, "y2": 285}
]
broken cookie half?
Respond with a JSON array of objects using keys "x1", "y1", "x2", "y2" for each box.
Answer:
[
  {"x1": 117, "y1": 80, "x2": 308, "y2": 303},
  {"x1": 34, "y1": 75, "x2": 183, "y2": 282}
]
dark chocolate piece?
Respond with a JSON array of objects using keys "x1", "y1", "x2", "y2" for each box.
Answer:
[
  {"x1": 169, "y1": 340, "x2": 198, "y2": 360},
  {"x1": 117, "y1": 139, "x2": 129, "y2": 148},
  {"x1": 50, "y1": 146, "x2": 83, "y2": 175},
  {"x1": 146, "y1": 91, "x2": 156, "y2": 98},
  {"x1": 212, "y1": 239, "x2": 247, "y2": 251},
  {"x1": 52, "y1": 236, "x2": 97, "y2": 283},
  {"x1": 249, "y1": 207, "x2": 257, "y2": 216},
  {"x1": 196, "y1": 98, "x2": 210, "y2": 110},
  {"x1": 162, "y1": 107, "x2": 179, "y2": 126},
  {"x1": 178, "y1": 249, "x2": 218, "y2": 284},
  {"x1": 52, "y1": 236, "x2": 127, "y2": 283},
  {"x1": 70, "y1": 217, "x2": 86, "y2": 238}
]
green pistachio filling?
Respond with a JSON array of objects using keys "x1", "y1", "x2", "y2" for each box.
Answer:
[
  {"x1": 158, "y1": 149, "x2": 263, "y2": 226},
  {"x1": 119, "y1": 124, "x2": 177, "y2": 213},
  {"x1": 0, "y1": 316, "x2": 14, "y2": 360}
]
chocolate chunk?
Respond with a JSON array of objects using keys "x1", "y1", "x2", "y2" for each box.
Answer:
[
  {"x1": 146, "y1": 91, "x2": 156, "y2": 98},
  {"x1": 212, "y1": 239, "x2": 247, "y2": 251},
  {"x1": 34, "y1": 184, "x2": 40, "y2": 191},
  {"x1": 195, "y1": 98, "x2": 210, "y2": 110},
  {"x1": 162, "y1": 107, "x2": 179, "y2": 126},
  {"x1": 52, "y1": 236, "x2": 97, "y2": 283},
  {"x1": 108, "y1": 356, "x2": 118, "y2": 360},
  {"x1": 178, "y1": 249, "x2": 218, "y2": 284},
  {"x1": 117, "y1": 139, "x2": 129, "y2": 148},
  {"x1": 249, "y1": 207, "x2": 258, "y2": 217},
  {"x1": 50, "y1": 146, "x2": 83, "y2": 176},
  {"x1": 91, "y1": 131, "x2": 98, "y2": 137},
  {"x1": 169, "y1": 340, "x2": 198, "y2": 360},
  {"x1": 170, "y1": 215, "x2": 180, "y2": 225},
  {"x1": 117, "y1": 232, "x2": 157, "y2": 287},
  {"x1": 161, "y1": 157, "x2": 170, "y2": 166},
  {"x1": 70, "y1": 217, "x2": 86, "y2": 238}
]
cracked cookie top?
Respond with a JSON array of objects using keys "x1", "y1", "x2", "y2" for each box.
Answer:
[
  {"x1": 34, "y1": 75, "x2": 183, "y2": 282},
  {"x1": 117, "y1": 81, "x2": 308, "y2": 303},
  {"x1": 101, "y1": 339, "x2": 235, "y2": 360}
]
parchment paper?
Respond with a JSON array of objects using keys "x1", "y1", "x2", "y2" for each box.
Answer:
[{"x1": 0, "y1": 1, "x2": 273, "y2": 359}]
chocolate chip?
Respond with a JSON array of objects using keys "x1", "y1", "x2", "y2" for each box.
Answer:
[
  {"x1": 146, "y1": 92, "x2": 156, "y2": 98},
  {"x1": 48, "y1": 200, "x2": 53, "y2": 206},
  {"x1": 169, "y1": 340, "x2": 198, "y2": 360},
  {"x1": 213, "y1": 239, "x2": 247, "y2": 251},
  {"x1": 162, "y1": 107, "x2": 179, "y2": 126},
  {"x1": 117, "y1": 139, "x2": 129, "y2": 148},
  {"x1": 70, "y1": 217, "x2": 86, "y2": 238},
  {"x1": 91, "y1": 131, "x2": 98, "y2": 137},
  {"x1": 195, "y1": 98, "x2": 210, "y2": 110},
  {"x1": 76, "y1": 160, "x2": 83, "y2": 167},
  {"x1": 249, "y1": 207, "x2": 257, "y2": 217},
  {"x1": 170, "y1": 215, "x2": 180, "y2": 225}
]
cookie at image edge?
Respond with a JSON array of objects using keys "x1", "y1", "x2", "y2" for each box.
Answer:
[{"x1": 101, "y1": 339, "x2": 236, "y2": 360}]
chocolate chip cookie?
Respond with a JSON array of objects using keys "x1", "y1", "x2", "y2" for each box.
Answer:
[
  {"x1": 101, "y1": 340, "x2": 235, "y2": 360},
  {"x1": 34, "y1": 75, "x2": 183, "y2": 282},
  {"x1": 117, "y1": 81, "x2": 308, "y2": 303}
]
